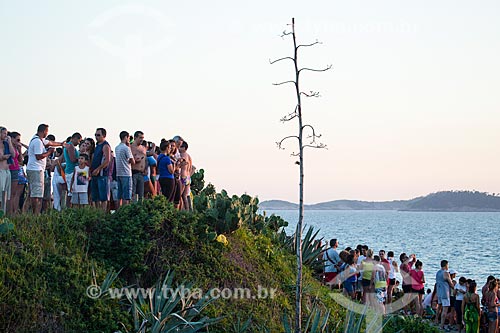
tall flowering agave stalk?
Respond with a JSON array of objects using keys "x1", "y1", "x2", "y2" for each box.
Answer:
[{"x1": 271, "y1": 18, "x2": 330, "y2": 333}]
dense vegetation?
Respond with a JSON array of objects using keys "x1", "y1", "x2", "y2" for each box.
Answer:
[{"x1": 0, "y1": 189, "x2": 344, "y2": 332}]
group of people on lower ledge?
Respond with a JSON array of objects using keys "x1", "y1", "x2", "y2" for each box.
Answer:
[
  {"x1": 0, "y1": 124, "x2": 195, "y2": 215},
  {"x1": 322, "y1": 239, "x2": 500, "y2": 333}
]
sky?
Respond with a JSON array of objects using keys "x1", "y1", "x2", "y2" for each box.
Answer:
[{"x1": 1, "y1": 0, "x2": 499, "y2": 203}]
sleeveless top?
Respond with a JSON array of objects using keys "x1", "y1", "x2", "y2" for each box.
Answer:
[
  {"x1": 362, "y1": 261, "x2": 374, "y2": 280},
  {"x1": 91, "y1": 141, "x2": 110, "y2": 176},
  {"x1": 436, "y1": 269, "x2": 450, "y2": 298},
  {"x1": 8, "y1": 146, "x2": 20, "y2": 171},
  {"x1": 374, "y1": 265, "x2": 387, "y2": 289},
  {"x1": 63, "y1": 144, "x2": 79, "y2": 174},
  {"x1": 463, "y1": 292, "x2": 479, "y2": 322}
]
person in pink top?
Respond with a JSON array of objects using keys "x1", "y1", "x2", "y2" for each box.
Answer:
[
  {"x1": 7, "y1": 131, "x2": 24, "y2": 215},
  {"x1": 410, "y1": 260, "x2": 426, "y2": 316}
]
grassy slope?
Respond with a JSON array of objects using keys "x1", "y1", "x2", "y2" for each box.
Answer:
[{"x1": 0, "y1": 197, "x2": 343, "y2": 332}]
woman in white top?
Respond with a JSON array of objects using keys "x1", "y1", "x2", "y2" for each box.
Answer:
[
  {"x1": 386, "y1": 251, "x2": 399, "y2": 307},
  {"x1": 454, "y1": 277, "x2": 467, "y2": 333}
]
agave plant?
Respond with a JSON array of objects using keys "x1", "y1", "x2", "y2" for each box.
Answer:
[
  {"x1": 125, "y1": 271, "x2": 220, "y2": 333},
  {"x1": 231, "y1": 315, "x2": 253, "y2": 333},
  {"x1": 282, "y1": 300, "x2": 331, "y2": 333},
  {"x1": 343, "y1": 303, "x2": 386, "y2": 333},
  {"x1": 281, "y1": 224, "x2": 324, "y2": 268}
]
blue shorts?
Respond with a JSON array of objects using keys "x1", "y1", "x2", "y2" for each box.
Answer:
[
  {"x1": 91, "y1": 176, "x2": 110, "y2": 202},
  {"x1": 344, "y1": 281, "x2": 355, "y2": 293},
  {"x1": 117, "y1": 176, "x2": 132, "y2": 200},
  {"x1": 487, "y1": 311, "x2": 498, "y2": 322}
]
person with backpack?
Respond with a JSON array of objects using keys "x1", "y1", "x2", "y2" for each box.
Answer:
[{"x1": 323, "y1": 238, "x2": 341, "y2": 288}]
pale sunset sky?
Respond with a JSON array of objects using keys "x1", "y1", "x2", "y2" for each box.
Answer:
[{"x1": 1, "y1": 0, "x2": 499, "y2": 203}]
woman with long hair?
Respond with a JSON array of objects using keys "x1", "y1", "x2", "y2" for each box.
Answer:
[
  {"x1": 410, "y1": 260, "x2": 425, "y2": 316},
  {"x1": 361, "y1": 249, "x2": 375, "y2": 305},
  {"x1": 462, "y1": 280, "x2": 480, "y2": 333},
  {"x1": 7, "y1": 132, "x2": 24, "y2": 215},
  {"x1": 157, "y1": 140, "x2": 175, "y2": 200},
  {"x1": 484, "y1": 280, "x2": 500, "y2": 333}
]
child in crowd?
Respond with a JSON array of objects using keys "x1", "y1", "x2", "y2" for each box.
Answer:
[{"x1": 71, "y1": 154, "x2": 90, "y2": 207}]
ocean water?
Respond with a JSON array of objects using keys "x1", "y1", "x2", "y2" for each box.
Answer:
[{"x1": 265, "y1": 209, "x2": 500, "y2": 294}]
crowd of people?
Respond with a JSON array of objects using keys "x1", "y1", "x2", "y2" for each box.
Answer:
[
  {"x1": 0, "y1": 124, "x2": 195, "y2": 215},
  {"x1": 323, "y1": 239, "x2": 500, "y2": 333}
]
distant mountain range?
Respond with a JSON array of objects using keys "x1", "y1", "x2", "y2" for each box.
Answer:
[{"x1": 259, "y1": 191, "x2": 500, "y2": 212}]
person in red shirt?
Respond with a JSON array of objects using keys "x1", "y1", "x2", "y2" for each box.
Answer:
[{"x1": 379, "y1": 250, "x2": 391, "y2": 279}]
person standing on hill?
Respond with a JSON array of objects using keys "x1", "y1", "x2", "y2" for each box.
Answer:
[
  {"x1": 323, "y1": 238, "x2": 341, "y2": 288},
  {"x1": 178, "y1": 141, "x2": 192, "y2": 211},
  {"x1": 371, "y1": 255, "x2": 388, "y2": 314},
  {"x1": 400, "y1": 252, "x2": 416, "y2": 314},
  {"x1": 7, "y1": 131, "x2": 24, "y2": 215},
  {"x1": 462, "y1": 280, "x2": 480, "y2": 333},
  {"x1": 114, "y1": 131, "x2": 134, "y2": 208},
  {"x1": 482, "y1": 275, "x2": 496, "y2": 305},
  {"x1": 386, "y1": 251, "x2": 399, "y2": 309},
  {"x1": 0, "y1": 126, "x2": 15, "y2": 213},
  {"x1": 410, "y1": 260, "x2": 426, "y2": 316},
  {"x1": 484, "y1": 280, "x2": 500, "y2": 333},
  {"x1": 26, "y1": 124, "x2": 60, "y2": 214},
  {"x1": 63, "y1": 132, "x2": 82, "y2": 207},
  {"x1": 361, "y1": 249, "x2": 375, "y2": 304},
  {"x1": 90, "y1": 128, "x2": 111, "y2": 210},
  {"x1": 454, "y1": 277, "x2": 467, "y2": 333},
  {"x1": 130, "y1": 131, "x2": 147, "y2": 202},
  {"x1": 436, "y1": 260, "x2": 455, "y2": 332}
]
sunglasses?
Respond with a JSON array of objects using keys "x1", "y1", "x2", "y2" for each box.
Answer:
[{"x1": 95, "y1": 133, "x2": 101, "y2": 137}]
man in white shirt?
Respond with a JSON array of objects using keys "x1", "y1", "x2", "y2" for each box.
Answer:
[{"x1": 26, "y1": 124, "x2": 60, "y2": 214}]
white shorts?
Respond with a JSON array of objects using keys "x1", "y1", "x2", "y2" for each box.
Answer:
[
  {"x1": 65, "y1": 172, "x2": 73, "y2": 197},
  {"x1": 71, "y1": 192, "x2": 89, "y2": 205},
  {"x1": 438, "y1": 297, "x2": 450, "y2": 307},
  {"x1": 0, "y1": 169, "x2": 11, "y2": 200}
]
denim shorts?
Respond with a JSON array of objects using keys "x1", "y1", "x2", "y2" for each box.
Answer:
[
  {"x1": 117, "y1": 176, "x2": 132, "y2": 200},
  {"x1": 344, "y1": 281, "x2": 355, "y2": 293},
  {"x1": 10, "y1": 169, "x2": 19, "y2": 182},
  {"x1": 487, "y1": 311, "x2": 498, "y2": 322},
  {"x1": 90, "y1": 176, "x2": 110, "y2": 202}
]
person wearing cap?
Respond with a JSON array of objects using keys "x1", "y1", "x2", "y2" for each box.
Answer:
[{"x1": 436, "y1": 260, "x2": 455, "y2": 332}]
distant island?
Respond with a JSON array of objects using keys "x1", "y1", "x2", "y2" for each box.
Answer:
[{"x1": 260, "y1": 191, "x2": 500, "y2": 212}]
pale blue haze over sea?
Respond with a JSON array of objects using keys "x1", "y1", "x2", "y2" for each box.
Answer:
[{"x1": 266, "y1": 210, "x2": 500, "y2": 296}]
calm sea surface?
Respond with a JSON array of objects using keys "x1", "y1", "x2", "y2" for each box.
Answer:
[{"x1": 266, "y1": 210, "x2": 500, "y2": 295}]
